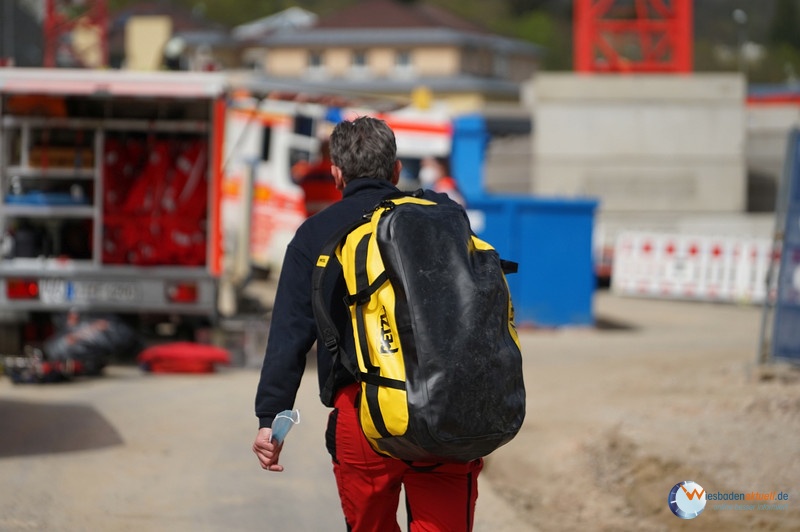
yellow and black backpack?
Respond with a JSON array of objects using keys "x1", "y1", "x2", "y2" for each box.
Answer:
[{"x1": 312, "y1": 191, "x2": 525, "y2": 463}]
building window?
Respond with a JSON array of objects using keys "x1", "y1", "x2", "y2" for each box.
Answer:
[
  {"x1": 350, "y1": 50, "x2": 369, "y2": 78},
  {"x1": 396, "y1": 50, "x2": 411, "y2": 67},
  {"x1": 307, "y1": 50, "x2": 325, "y2": 77},
  {"x1": 352, "y1": 50, "x2": 367, "y2": 67},
  {"x1": 308, "y1": 50, "x2": 325, "y2": 78},
  {"x1": 309, "y1": 51, "x2": 323, "y2": 68},
  {"x1": 393, "y1": 50, "x2": 414, "y2": 78},
  {"x1": 494, "y1": 52, "x2": 509, "y2": 78},
  {"x1": 243, "y1": 49, "x2": 266, "y2": 71}
]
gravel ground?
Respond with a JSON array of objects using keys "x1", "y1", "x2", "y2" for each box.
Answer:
[{"x1": 1, "y1": 290, "x2": 798, "y2": 531}]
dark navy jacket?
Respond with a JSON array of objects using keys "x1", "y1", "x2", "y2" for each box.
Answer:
[{"x1": 254, "y1": 178, "x2": 456, "y2": 428}]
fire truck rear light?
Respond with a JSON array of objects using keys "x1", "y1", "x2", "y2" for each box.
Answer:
[
  {"x1": 7, "y1": 279, "x2": 39, "y2": 300},
  {"x1": 166, "y1": 282, "x2": 198, "y2": 303}
]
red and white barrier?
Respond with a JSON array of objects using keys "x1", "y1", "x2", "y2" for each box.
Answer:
[{"x1": 612, "y1": 231, "x2": 774, "y2": 304}]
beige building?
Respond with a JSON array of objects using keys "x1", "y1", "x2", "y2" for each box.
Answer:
[{"x1": 242, "y1": 0, "x2": 541, "y2": 112}]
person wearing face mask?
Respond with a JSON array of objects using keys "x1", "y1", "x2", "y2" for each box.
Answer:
[{"x1": 418, "y1": 156, "x2": 466, "y2": 207}]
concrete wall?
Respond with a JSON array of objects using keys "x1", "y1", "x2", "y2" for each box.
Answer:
[
  {"x1": 745, "y1": 102, "x2": 800, "y2": 211},
  {"x1": 484, "y1": 134, "x2": 532, "y2": 194},
  {"x1": 747, "y1": 103, "x2": 800, "y2": 178},
  {"x1": 530, "y1": 73, "x2": 747, "y2": 214}
]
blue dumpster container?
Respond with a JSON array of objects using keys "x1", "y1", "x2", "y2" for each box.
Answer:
[
  {"x1": 451, "y1": 113, "x2": 598, "y2": 327},
  {"x1": 467, "y1": 196, "x2": 598, "y2": 328},
  {"x1": 451, "y1": 114, "x2": 489, "y2": 200}
]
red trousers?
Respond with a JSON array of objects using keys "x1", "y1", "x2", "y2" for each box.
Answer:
[{"x1": 327, "y1": 384, "x2": 483, "y2": 531}]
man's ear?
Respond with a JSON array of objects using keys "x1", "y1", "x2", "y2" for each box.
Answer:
[
  {"x1": 391, "y1": 160, "x2": 402, "y2": 185},
  {"x1": 331, "y1": 165, "x2": 346, "y2": 191}
]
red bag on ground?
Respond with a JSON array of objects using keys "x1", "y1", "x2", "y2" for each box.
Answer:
[{"x1": 137, "y1": 342, "x2": 230, "y2": 374}]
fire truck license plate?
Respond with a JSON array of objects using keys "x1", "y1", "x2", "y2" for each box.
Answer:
[
  {"x1": 39, "y1": 279, "x2": 68, "y2": 304},
  {"x1": 68, "y1": 281, "x2": 140, "y2": 303},
  {"x1": 39, "y1": 280, "x2": 140, "y2": 304}
]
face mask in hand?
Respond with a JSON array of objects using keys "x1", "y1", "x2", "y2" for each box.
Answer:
[{"x1": 270, "y1": 409, "x2": 300, "y2": 444}]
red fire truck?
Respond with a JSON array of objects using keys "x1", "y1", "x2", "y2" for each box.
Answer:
[
  {"x1": 0, "y1": 68, "x2": 230, "y2": 354},
  {"x1": 0, "y1": 69, "x2": 457, "y2": 358}
]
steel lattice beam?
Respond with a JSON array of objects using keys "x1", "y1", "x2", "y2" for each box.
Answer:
[
  {"x1": 574, "y1": 0, "x2": 692, "y2": 73},
  {"x1": 43, "y1": 0, "x2": 108, "y2": 68}
]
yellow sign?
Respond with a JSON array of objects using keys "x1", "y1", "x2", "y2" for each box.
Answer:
[{"x1": 411, "y1": 86, "x2": 432, "y2": 110}]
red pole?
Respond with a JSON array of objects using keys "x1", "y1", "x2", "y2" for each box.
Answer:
[
  {"x1": 209, "y1": 96, "x2": 227, "y2": 277},
  {"x1": 674, "y1": 0, "x2": 693, "y2": 72},
  {"x1": 43, "y1": 0, "x2": 57, "y2": 67},
  {"x1": 96, "y1": 0, "x2": 109, "y2": 68}
]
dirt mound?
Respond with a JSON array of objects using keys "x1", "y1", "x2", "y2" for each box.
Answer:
[{"x1": 484, "y1": 294, "x2": 800, "y2": 531}]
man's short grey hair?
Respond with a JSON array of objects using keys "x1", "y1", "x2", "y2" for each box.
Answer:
[{"x1": 329, "y1": 116, "x2": 397, "y2": 183}]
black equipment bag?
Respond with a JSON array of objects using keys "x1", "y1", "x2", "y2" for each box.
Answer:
[{"x1": 312, "y1": 193, "x2": 525, "y2": 463}]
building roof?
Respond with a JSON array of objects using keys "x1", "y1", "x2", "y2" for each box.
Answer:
[
  {"x1": 242, "y1": 72, "x2": 523, "y2": 100},
  {"x1": 314, "y1": 0, "x2": 489, "y2": 34},
  {"x1": 258, "y1": 1, "x2": 540, "y2": 57},
  {"x1": 263, "y1": 26, "x2": 540, "y2": 56},
  {"x1": 232, "y1": 7, "x2": 318, "y2": 42}
]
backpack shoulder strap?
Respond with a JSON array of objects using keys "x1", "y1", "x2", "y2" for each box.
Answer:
[
  {"x1": 312, "y1": 188, "x2": 438, "y2": 383},
  {"x1": 311, "y1": 216, "x2": 366, "y2": 380}
]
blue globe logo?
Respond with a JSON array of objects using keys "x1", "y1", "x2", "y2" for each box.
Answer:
[{"x1": 668, "y1": 481, "x2": 706, "y2": 519}]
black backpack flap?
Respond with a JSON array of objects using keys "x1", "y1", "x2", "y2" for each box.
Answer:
[{"x1": 376, "y1": 201, "x2": 526, "y2": 460}]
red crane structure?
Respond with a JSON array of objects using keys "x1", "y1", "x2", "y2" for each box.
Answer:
[
  {"x1": 573, "y1": 0, "x2": 692, "y2": 73},
  {"x1": 43, "y1": 0, "x2": 109, "y2": 68}
]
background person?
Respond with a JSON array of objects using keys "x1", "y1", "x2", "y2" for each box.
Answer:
[
  {"x1": 293, "y1": 140, "x2": 341, "y2": 217},
  {"x1": 418, "y1": 155, "x2": 466, "y2": 207}
]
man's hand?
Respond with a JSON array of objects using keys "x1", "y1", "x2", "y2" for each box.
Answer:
[{"x1": 253, "y1": 427, "x2": 285, "y2": 472}]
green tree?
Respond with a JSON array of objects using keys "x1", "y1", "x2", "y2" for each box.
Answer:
[
  {"x1": 507, "y1": 0, "x2": 559, "y2": 16},
  {"x1": 769, "y1": 0, "x2": 800, "y2": 48},
  {"x1": 110, "y1": 0, "x2": 356, "y2": 27},
  {"x1": 494, "y1": 10, "x2": 571, "y2": 70},
  {"x1": 747, "y1": 43, "x2": 800, "y2": 83}
]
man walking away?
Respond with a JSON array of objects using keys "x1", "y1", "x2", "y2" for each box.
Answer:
[{"x1": 252, "y1": 116, "x2": 483, "y2": 531}]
